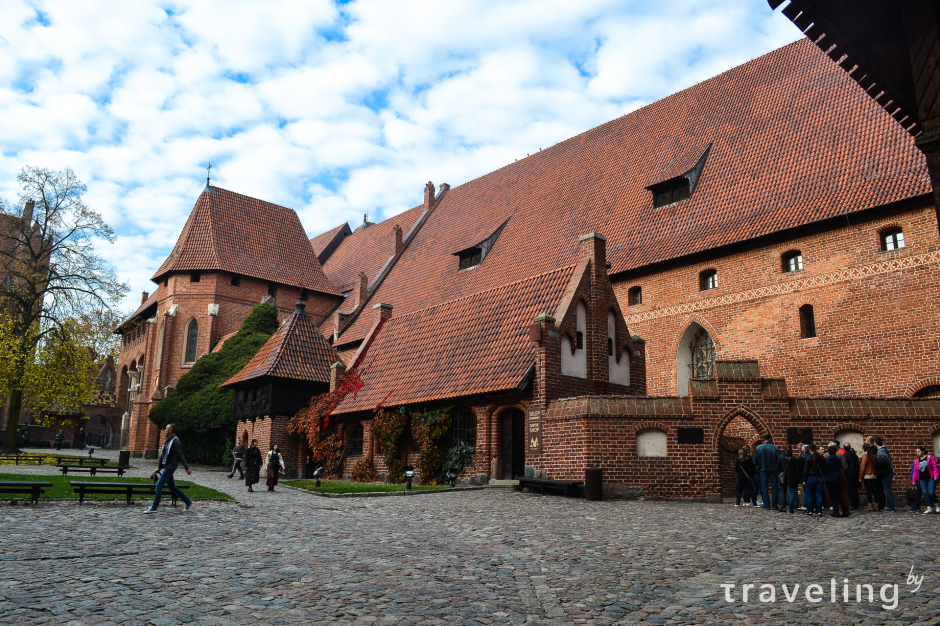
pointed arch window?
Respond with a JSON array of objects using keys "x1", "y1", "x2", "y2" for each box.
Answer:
[
  {"x1": 184, "y1": 319, "x2": 199, "y2": 364},
  {"x1": 691, "y1": 329, "x2": 716, "y2": 379}
]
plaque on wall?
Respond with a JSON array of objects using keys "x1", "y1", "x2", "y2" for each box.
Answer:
[
  {"x1": 677, "y1": 428, "x2": 704, "y2": 444},
  {"x1": 527, "y1": 409, "x2": 542, "y2": 455},
  {"x1": 788, "y1": 427, "x2": 813, "y2": 445}
]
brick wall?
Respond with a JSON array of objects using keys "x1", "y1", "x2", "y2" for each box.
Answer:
[{"x1": 614, "y1": 203, "x2": 940, "y2": 398}]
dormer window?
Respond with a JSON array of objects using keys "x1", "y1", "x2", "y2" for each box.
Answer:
[
  {"x1": 782, "y1": 250, "x2": 803, "y2": 272},
  {"x1": 881, "y1": 228, "x2": 905, "y2": 251},
  {"x1": 458, "y1": 247, "x2": 482, "y2": 270},
  {"x1": 628, "y1": 286, "x2": 642, "y2": 306},
  {"x1": 646, "y1": 143, "x2": 711, "y2": 209},
  {"x1": 700, "y1": 269, "x2": 717, "y2": 291},
  {"x1": 651, "y1": 179, "x2": 691, "y2": 208}
]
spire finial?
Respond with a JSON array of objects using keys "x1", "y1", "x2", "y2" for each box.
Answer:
[{"x1": 206, "y1": 162, "x2": 212, "y2": 187}]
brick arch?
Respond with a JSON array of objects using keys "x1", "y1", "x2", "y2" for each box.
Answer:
[
  {"x1": 828, "y1": 423, "x2": 868, "y2": 440},
  {"x1": 875, "y1": 220, "x2": 904, "y2": 235},
  {"x1": 711, "y1": 406, "x2": 770, "y2": 450},
  {"x1": 671, "y1": 314, "x2": 722, "y2": 354},
  {"x1": 904, "y1": 376, "x2": 940, "y2": 398},
  {"x1": 628, "y1": 421, "x2": 671, "y2": 437}
]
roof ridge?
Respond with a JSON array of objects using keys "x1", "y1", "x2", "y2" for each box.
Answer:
[{"x1": 383, "y1": 264, "x2": 576, "y2": 323}]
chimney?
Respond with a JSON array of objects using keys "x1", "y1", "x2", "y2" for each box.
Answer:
[
  {"x1": 578, "y1": 232, "x2": 607, "y2": 269},
  {"x1": 355, "y1": 271, "x2": 368, "y2": 308},
  {"x1": 22, "y1": 199, "x2": 34, "y2": 224},
  {"x1": 373, "y1": 302, "x2": 393, "y2": 324},
  {"x1": 141, "y1": 291, "x2": 149, "y2": 304},
  {"x1": 393, "y1": 225, "x2": 403, "y2": 255},
  {"x1": 330, "y1": 361, "x2": 346, "y2": 392},
  {"x1": 424, "y1": 181, "x2": 436, "y2": 210}
]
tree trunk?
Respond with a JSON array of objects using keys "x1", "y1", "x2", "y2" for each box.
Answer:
[{"x1": 3, "y1": 386, "x2": 24, "y2": 451}]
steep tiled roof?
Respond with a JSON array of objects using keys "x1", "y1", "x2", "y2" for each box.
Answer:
[
  {"x1": 320, "y1": 204, "x2": 427, "y2": 293},
  {"x1": 115, "y1": 292, "x2": 159, "y2": 332},
  {"x1": 310, "y1": 222, "x2": 352, "y2": 264},
  {"x1": 222, "y1": 301, "x2": 338, "y2": 387},
  {"x1": 153, "y1": 186, "x2": 339, "y2": 296},
  {"x1": 334, "y1": 265, "x2": 575, "y2": 414},
  {"x1": 335, "y1": 39, "x2": 930, "y2": 346}
]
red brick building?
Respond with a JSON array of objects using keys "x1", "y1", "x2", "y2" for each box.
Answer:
[{"x1": 119, "y1": 40, "x2": 940, "y2": 498}]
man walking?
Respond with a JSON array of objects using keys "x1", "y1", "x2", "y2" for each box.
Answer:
[
  {"x1": 144, "y1": 424, "x2": 193, "y2": 513},
  {"x1": 754, "y1": 434, "x2": 780, "y2": 510},
  {"x1": 228, "y1": 440, "x2": 245, "y2": 479}
]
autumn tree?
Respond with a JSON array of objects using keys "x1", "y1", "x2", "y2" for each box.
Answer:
[{"x1": 0, "y1": 166, "x2": 127, "y2": 451}]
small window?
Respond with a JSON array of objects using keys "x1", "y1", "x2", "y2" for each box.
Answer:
[
  {"x1": 453, "y1": 412, "x2": 477, "y2": 447},
  {"x1": 231, "y1": 274, "x2": 241, "y2": 286},
  {"x1": 300, "y1": 288, "x2": 308, "y2": 301},
  {"x1": 700, "y1": 269, "x2": 717, "y2": 291},
  {"x1": 799, "y1": 304, "x2": 816, "y2": 339},
  {"x1": 458, "y1": 247, "x2": 482, "y2": 270},
  {"x1": 782, "y1": 250, "x2": 803, "y2": 272},
  {"x1": 628, "y1": 286, "x2": 642, "y2": 306},
  {"x1": 348, "y1": 424, "x2": 364, "y2": 456},
  {"x1": 607, "y1": 337, "x2": 613, "y2": 356},
  {"x1": 268, "y1": 282, "x2": 277, "y2": 297},
  {"x1": 881, "y1": 228, "x2": 905, "y2": 251},
  {"x1": 652, "y1": 179, "x2": 691, "y2": 208},
  {"x1": 575, "y1": 331, "x2": 584, "y2": 350},
  {"x1": 190, "y1": 271, "x2": 201, "y2": 283},
  {"x1": 185, "y1": 319, "x2": 199, "y2": 363}
]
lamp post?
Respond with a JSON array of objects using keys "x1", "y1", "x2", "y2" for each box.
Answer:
[
  {"x1": 404, "y1": 466, "x2": 415, "y2": 491},
  {"x1": 312, "y1": 466, "x2": 324, "y2": 488},
  {"x1": 445, "y1": 468, "x2": 458, "y2": 488}
]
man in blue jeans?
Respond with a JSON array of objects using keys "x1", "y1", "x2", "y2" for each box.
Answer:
[
  {"x1": 873, "y1": 436, "x2": 896, "y2": 512},
  {"x1": 754, "y1": 433, "x2": 780, "y2": 510},
  {"x1": 145, "y1": 424, "x2": 193, "y2": 513}
]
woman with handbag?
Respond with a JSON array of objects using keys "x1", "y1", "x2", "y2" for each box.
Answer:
[
  {"x1": 911, "y1": 444, "x2": 939, "y2": 514},
  {"x1": 734, "y1": 448, "x2": 757, "y2": 506},
  {"x1": 263, "y1": 444, "x2": 287, "y2": 492}
]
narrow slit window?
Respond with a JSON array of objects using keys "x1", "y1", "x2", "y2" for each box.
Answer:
[
  {"x1": 881, "y1": 228, "x2": 905, "y2": 251},
  {"x1": 575, "y1": 331, "x2": 584, "y2": 350},
  {"x1": 185, "y1": 320, "x2": 199, "y2": 363},
  {"x1": 782, "y1": 251, "x2": 803, "y2": 272},
  {"x1": 607, "y1": 337, "x2": 614, "y2": 356},
  {"x1": 628, "y1": 286, "x2": 642, "y2": 306},
  {"x1": 799, "y1": 304, "x2": 816, "y2": 339},
  {"x1": 700, "y1": 269, "x2": 717, "y2": 291}
]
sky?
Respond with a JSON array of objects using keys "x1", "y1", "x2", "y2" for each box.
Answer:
[{"x1": 0, "y1": 0, "x2": 798, "y2": 312}]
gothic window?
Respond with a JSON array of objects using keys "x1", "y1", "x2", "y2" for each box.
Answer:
[
  {"x1": 782, "y1": 250, "x2": 803, "y2": 272},
  {"x1": 700, "y1": 269, "x2": 717, "y2": 291},
  {"x1": 881, "y1": 228, "x2": 905, "y2": 251},
  {"x1": 104, "y1": 369, "x2": 112, "y2": 391},
  {"x1": 453, "y1": 412, "x2": 477, "y2": 447},
  {"x1": 348, "y1": 424, "x2": 364, "y2": 456},
  {"x1": 628, "y1": 286, "x2": 642, "y2": 306},
  {"x1": 691, "y1": 329, "x2": 716, "y2": 379},
  {"x1": 799, "y1": 304, "x2": 816, "y2": 339},
  {"x1": 184, "y1": 319, "x2": 199, "y2": 363}
]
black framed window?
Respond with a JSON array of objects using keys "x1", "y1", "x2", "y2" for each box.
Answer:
[
  {"x1": 348, "y1": 424, "x2": 364, "y2": 455},
  {"x1": 782, "y1": 250, "x2": 803, "y2": 272},
  {"x1": 700, "y1": 269, "x2": 717, "y2": 291},
  {"x1": 453, "y1": 412, "x2": 477, "y2": 447},
  {"x1": 628, "y1": 286, "x2": 642, "y2": 306},
  {"x1": 881, "y1": 228, "x2": 905, "y2": 251}
]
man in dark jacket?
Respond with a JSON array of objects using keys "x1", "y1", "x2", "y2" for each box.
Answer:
[
  {"x1": 842, "y1": 443, "x2": 860, "y2": 509},
  {"x1": 754, "y1": 434, "x2": 780, "y2": 510},
  {"x1": 145, "y1": 424, "x2": 193, "y2": 513}
]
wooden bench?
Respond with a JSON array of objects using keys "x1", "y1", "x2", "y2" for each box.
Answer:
[
  {"x1": 518, "y1": 478, "x2": 583, "y2": 497},
  {"x1": 58, "y1": 465, "x2": 127, "y2": 477},
  {"x1": 0, "y1": 454, "x2": 44, "y2": 466},
  {"x1": 70, "y1": 481, "x2": 190, "y2": 505},
  {"x1": 52, "y1": 456, "x2": 108, "y2": 466},
  {"x1": 0, "y1": 480, "x2": 53, "y2": 504}
]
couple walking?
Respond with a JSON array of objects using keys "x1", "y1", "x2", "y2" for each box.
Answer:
[{"x1": 235, "y1": 440, "x2": 285, "y2": 492}]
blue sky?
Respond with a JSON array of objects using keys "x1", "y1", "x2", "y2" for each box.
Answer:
[{"x1": 0, "y1": 0, "x2": 798, "y2": 311}]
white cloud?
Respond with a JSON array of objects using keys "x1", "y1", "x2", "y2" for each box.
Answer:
[{"x1": 0, "y1": 0, "x2": 799, "y2": 310}]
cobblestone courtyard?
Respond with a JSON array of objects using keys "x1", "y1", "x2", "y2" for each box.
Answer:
[{"x1": 1, "y1": 455, "x2": 938, "y2": 625}]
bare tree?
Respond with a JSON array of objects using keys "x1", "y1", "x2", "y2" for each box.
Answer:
[{"x1": 0, "y1": 166, "x2": 128, "y2": 450}]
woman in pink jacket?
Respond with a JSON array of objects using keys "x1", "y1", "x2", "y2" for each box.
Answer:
[{"x1": 911, "y1": 445, "x2": 939, "y2": 514}]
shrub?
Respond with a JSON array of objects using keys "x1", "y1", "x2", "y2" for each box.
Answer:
[
  {"x1": 149, "y1": 303, "x2": 279, "y2": 465},
  {"x1": 439, "y1": 445, "x2": 476, "y2": 483},
  {"x1": 351, "y1": 457, "x2": 378, "y2": 482},
  {"x1": 372, "y1": 407, "x2": 407, "y2": 483}
]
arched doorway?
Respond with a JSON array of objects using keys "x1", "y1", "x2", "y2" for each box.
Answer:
[
  {"x1": 718, "y1": 415, "x2": 760, "y2": 498},
  {"x1": 501, "y1": 409, "x2": 526, "y2": 479},
  {"x1": 677, "y1": 322, "x2": 716, "y2": 396}
]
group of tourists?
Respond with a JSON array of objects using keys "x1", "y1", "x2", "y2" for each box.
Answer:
[
  {"x1": 734, "y1": 434, "x2": 940, "y2": 517},
  {"x1": 228, "y1": 440, "x2": 286, "y2": 493}
]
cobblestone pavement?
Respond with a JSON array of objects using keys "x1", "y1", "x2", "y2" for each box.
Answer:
[{"x1": 0, "y1": 462, "x2": 938, "y2": 626}]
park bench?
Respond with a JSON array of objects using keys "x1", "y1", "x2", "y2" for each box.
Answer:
[
  {"x1": 517, "y1": 477, "x2": 583, "y2": 497},
  {"x1": 52, "y1": 456, "x2": 108, "y2": 466},
  {"x1": 58, "y1": 465, "x2": 127, "y2": 477},
  {"x1": 70, "y1": 481, "x2": 189, "y2": 505},
  {"x1": 0, "y1": 480, "x2": 53, "y2": 504},
  {"x1": 0, "y1": 454, "x2": 44, "y2": 466}
]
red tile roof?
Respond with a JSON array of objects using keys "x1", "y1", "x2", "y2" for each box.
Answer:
[
  {"x1": 153, "y1": 186, "x2": 339, "y2": 296},
  {"x1": 334, "y1": 39, "x2": 930, "y2": 346},
  {"x1": 333, "y1": 265, "x2": 575, "y2": 414},
  {"x1": 222, "y1": 301, "x2": 338, "y2": 387},
  {"x1": 310, "y1": 223, "x2": 348, "y2": 256},
  {"x1": 320, "y1": 204, "x2": 427, "y2": 293},
  {"x1": 115, "y1": 291, "x2": 159, "y2": 332}
]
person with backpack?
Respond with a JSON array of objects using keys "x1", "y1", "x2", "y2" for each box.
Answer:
[
  {"x1": 825, "y1": 444, "x2": 850, "y2": 517},
  {"x1": 911, "y1": 444, "x2": 939, "y2": 514},
  {"x1": 873, "y1": 436, "x2": 896, "y2": 512},
  {"x1": 780, "y1": 448, "x2": 801, "y2": 513},
  {"x1": 842, "y1": 443, "x2": 860, "y2": 510},
  {"x1": 802, "y1": 444, "x2": 826, "y2": 517},
  {"x1": 734, "y1": 448, "x2": 757, "y2": 507}
]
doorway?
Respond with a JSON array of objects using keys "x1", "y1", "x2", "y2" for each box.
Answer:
[
  {"x1": 718, "y1": 415, "x2": 760, "y2": 498},
  {"x1": 501, "y1": 409, "x2": 526, "y2": 479}
]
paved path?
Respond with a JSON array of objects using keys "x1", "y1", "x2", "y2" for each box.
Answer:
[{"x1": 0, "y1": 463, "x2": 937, "y2": 625}]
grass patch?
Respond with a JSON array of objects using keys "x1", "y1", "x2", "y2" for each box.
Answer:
[
  {"x1": 0, "y1": 473, "x2": 232, "y2": 501},
  {"x1": 0, "y1": 453, "x2": 119, "y2": 467},
  {"x1": 284, "y1": 479, "x2": 451, "y2": 494}
]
